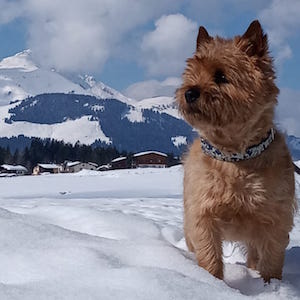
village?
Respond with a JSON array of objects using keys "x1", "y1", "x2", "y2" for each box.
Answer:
[{"x1": 0, "y1": 150, "x2": 177, "y2": 176}]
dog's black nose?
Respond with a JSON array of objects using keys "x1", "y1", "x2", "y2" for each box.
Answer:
[{"x1": 185, "y1": 88, "x2": 200, "y2": 103}]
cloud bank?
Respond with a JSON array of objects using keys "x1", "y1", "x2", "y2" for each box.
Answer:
[
  {"x1": 259, "y1": 0, "x2": 300, "y2": 65},
  {"x1": 141, "y1": 14, "x2": 197, "y2": 77},
  {"x1": 1, "y1": 0, "x2": 299, "y2": 75},
  {"x1": 0, "y1": 0, "x2": 182, "y2": 72},
  {"x1": 125, "y1": 77, "x2": 181, "y2": 100}
]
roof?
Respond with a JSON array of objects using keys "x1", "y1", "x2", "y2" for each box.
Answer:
[
  {"x1": 1, "y1": 164, "x2": 28, "y2": 172},
  {"x1": 38, "y1": 163, "x2": 61, "y2": 169},
  {"x1": 133, "y1": 151, "x2": 168, "y2": 158},
  {"x1": 66, "y1": 161, "x2": 98, "y2": 168},
  {"x1": 97, "y1": 164, "x2": 111, "y2": 170},
  {"x1": 66, "y1": 161, "x2": 81, "y2": 167},
  {"x1": 111, "y1": 157, "x2": 127, "y2": 163}
]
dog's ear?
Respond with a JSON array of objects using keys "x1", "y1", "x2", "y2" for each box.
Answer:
[
  {"x1": 196, "y1": 26, "x2": 212, "y2": 50},
  {"x1": 239, "y1": 20, "x2": 268, "y2": 57}
]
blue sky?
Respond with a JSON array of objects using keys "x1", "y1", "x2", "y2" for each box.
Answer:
[{"x1": 0, "y1": 0, "x2": 300, "y2": 134}]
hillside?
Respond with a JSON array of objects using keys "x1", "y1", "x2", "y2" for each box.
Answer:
[{"x1": 0, "y1": 93, "x2": 194, "y2": 155}]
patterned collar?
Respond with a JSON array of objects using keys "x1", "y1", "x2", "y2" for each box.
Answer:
[{"x1": 200, "y1": 128, "x2": 275, "y2": 162}]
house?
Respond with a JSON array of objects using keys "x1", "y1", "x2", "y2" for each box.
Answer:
[
  {"x1": 33, "y1": 163, "x2": 63, "y2": 175},
  {"x1": 132, "y1": 151, "x2": 168, "y2": 168},
  {"x1": 111, "y1": 157, "x2": 127, "y2": 169},
  {"x1": 0, "y1": 164, "x2": 28, "y2": 176},
  {"x1": 64, "y1": 161, "x2": 98, "y2": 173}
]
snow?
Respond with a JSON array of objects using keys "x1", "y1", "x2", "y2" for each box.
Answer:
[
  {"x1": 0, "y1": 166, "x2": 299, "y2": 299},
  {"x1": 66, "y1": 161, "x2": 81, "y2": 167},
  {"x1": 111, "y1": 157, "x2": 127, "y2": 163},
  {"x1": 0, "y1": 50, "x2": 190, "y2": 146},
  {"x1": 0, "y1": 51, "x2": 181, "y2": 121},
  {"x1": 294, "y1": 160, "x2": 300, "y2": 168},
  {"x1": 0, "y1": 111, "x2": 111, "y2": 145},
  {"x1": 83, "y1": 75, "x2": 137, "y2": 105},
  {"x1": 123, "y1": 106, "x2": 145, "y2": 123},
  {"x1": 0, "y1": 68, "x2": 87, "y2": 106},
  {"x1": 137, "y1": 96, "x2": 180, "y2": 119},
  {"x1": 0, "y1": 50, "x2": 38, "y2": 72},
  {"x1": 172, "y1": 135, "x2": 187, "y2": 147},
  {"x1": 0, "y1": 164, "x2": 28, "y2": 172},
  {"x1": 0, "y1": 51, "x2": 134, "y2": 106},
  {"x1": 38, "y1": 163, "x2": 61, "y2": 169},
  {"x1": 90, "y1": 104, "x2": 104, "y2": 112},
  {"x1": 133, "y1": 151, "x2": 168, "y2": 157}
]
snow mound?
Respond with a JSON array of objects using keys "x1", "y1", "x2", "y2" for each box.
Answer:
[{"x1": 0, "y1": 167, "x2": 299, "y2": 299}]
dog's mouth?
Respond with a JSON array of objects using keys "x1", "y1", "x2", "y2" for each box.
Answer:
[
  {"x1": 181, "y1": 91, "x2": 220, "y2": 115},
  {"x1": 179, "y1": 91, "x2": 239, "y2": 128},
  {"x1": 179, "y1": 101, "x2": 213, "y2": 126}
]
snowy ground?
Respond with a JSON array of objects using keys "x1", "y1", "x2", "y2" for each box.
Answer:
[{"x1": 0, "y1": 166, "x2": 299, "y2": 300}]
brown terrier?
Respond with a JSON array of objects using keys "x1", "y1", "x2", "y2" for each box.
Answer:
[{"x1": 176, "y1": 20, "x2": 296, "y2": 283}]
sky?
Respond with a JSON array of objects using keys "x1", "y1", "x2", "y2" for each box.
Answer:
[{"x1": 0, "y1": 0, "x2": 300, "y2": 135}]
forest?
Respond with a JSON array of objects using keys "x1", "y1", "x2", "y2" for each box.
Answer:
[
  {"x1": 0, "y1": 138, "x2": 180, "y2": 173},
  {"x1": 0, "y1": 138, "x2": 125, "y2": 172}
]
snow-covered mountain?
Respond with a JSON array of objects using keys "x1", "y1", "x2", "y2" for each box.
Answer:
[
  {"x1": 0, "y1": 50, "x2": 135, "y2": 106},
  {"x1": 0, "y1": 50, "x2": 85, "y2": 105},
  {"x1": 2, "y1": 93, "x2": 194, "y2": 154},
  {"x1": 0, "y1": 50, "x2": 299, "y2": 158},
  {"x1": 0, "y1": 50, "x2": 193, "y2": 155}
]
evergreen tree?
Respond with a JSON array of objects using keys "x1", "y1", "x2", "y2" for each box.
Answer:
[{"x1": 12, "y1": 149, "x2": 21, "y2": 165}]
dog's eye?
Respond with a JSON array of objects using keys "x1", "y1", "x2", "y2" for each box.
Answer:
[{"x1": 214, "y1": 70, "x2": 228, "y2": 84}]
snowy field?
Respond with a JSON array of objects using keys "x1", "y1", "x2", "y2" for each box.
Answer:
[{"x1": 0, "y1": 166, "x2": 299, "y2": 300}]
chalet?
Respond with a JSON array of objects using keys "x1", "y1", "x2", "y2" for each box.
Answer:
[
  {"x1": 64, "y1": 161, "x2": 98, "y2": 173},
  {"x1": 111, "y1": 157, "x2": 127, "y2": 169},
  {"x1": 33, "y1": 163, "x2": 63, "y2": 175},
  {"x1": 132, "y1": 151, "x2": 168, "y2": 168},
  {"x1": 0, "y1": 164, "x2": 28, "y2": 176}
]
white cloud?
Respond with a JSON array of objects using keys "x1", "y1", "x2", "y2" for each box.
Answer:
[
  {"x1": 0, "y1": 0, "x2": 25, "y2": 24},
  {"x1": 141, "y1": 14, "x2": 198, "y2": 77},
  {"x1": 276, "y1": 88, "x2": 300, "y2": 136},
  {"x1": 124, "y1": 77, "x2": 181, "y2": 100},
  {"x1": 0, "y1": 0, "x2": 182, "y2": 73},
  {"x1": 259, "y1": 0, "x2": 300, "y2": 65}
]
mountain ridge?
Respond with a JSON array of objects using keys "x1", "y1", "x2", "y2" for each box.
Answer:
[{"x1": 0, "y1": 50, "x2": 299, "y2": 159}]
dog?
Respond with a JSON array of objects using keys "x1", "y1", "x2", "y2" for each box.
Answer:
[{"x1": 176, "y1": 20, "x2": 296, "y2": 283}]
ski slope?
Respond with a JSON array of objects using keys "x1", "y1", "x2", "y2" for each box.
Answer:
[{"x1": 0, "y1": 166, "x2": 299, "y2": 299}]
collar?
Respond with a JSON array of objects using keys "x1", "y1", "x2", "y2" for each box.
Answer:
[{"x1": 200, "y1": 128, "x2": 275, "y2": 162}]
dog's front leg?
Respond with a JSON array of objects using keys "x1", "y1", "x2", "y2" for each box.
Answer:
[
  {"x1": 257, "y1": 232, "x2": 289, "y2": 283},
  {"x1": 191, "y1": 217, "x2": 223, "y2": 279},
  {"x1": 246, "y1": 243, "x2": 259, "y2": 270}
]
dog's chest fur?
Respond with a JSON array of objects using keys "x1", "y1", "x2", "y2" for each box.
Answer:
[{"x1": 183, "y1": 136, "x2": 295, "y2": 241}]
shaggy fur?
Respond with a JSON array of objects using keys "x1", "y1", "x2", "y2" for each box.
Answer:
[{"x1": 176, "y1": 20, "x2": 296, "y2": 282}]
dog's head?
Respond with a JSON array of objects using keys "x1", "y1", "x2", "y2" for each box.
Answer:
[{"x1": 176, "y1": 20, "x2": 278, "y2": 132}]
